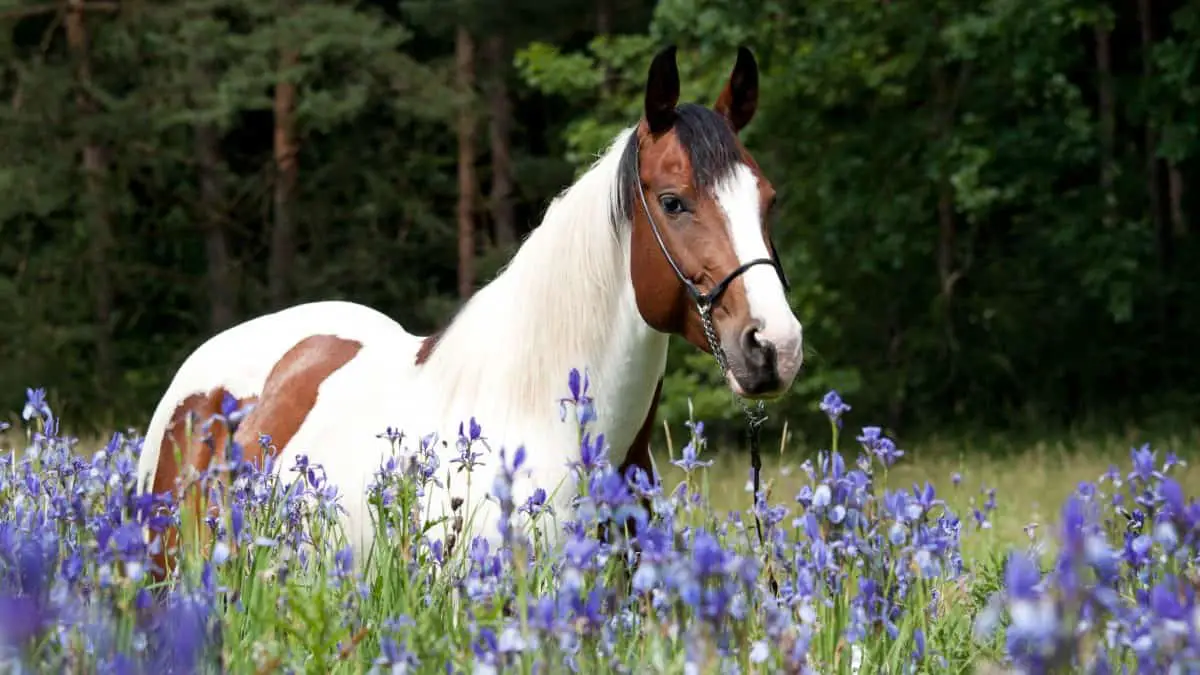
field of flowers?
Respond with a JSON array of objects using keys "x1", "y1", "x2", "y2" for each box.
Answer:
[{"x1": 1, "y1": 371, "x2": 1197, "y2": 674}]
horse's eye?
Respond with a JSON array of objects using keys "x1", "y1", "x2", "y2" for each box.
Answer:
[{"x1": 659, "y1": 194, "x2": 686, "y2": 216}]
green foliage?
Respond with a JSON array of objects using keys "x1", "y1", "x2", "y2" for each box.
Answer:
[
  {"x1": 0, "y1": 0, "x2": 460, "y2": 421},
  {"x1": 0, "y1": 0, "x2": 1198, "y2": 444}
]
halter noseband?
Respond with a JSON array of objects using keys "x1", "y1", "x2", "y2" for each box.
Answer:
[{"x1": 631, "y1": 136, "x2": 789, "y2": 585}]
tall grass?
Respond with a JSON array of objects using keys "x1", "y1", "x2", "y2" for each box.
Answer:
[{"x1": 669, "y1": 424, "x2": 1200, "y2": 567}]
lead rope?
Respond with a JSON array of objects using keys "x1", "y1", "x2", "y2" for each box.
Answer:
[{"x1": 696, "y1": 302, "x2": 779, "y2": 595}]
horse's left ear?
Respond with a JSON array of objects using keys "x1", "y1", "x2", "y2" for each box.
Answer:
[
  {"x1": 713, "y1": 46, "x2": 759, "y2": 133},
  {"x1": 645, "y1": 45, "x2": 680, "y2": 135}
]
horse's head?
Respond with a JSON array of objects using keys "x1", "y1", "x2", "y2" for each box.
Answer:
[{"x1": 623, "y1": 46, "x2": 803, "y2": 400}]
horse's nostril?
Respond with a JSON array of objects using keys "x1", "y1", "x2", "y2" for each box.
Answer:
[
  {"x1": 732, "y1": 321, "x2": 782, "y2": 394},
  {"x1": 739, "y1": 322, "x2": 771, "y2": 359},
  {"x1": 740, "y1": 325, "x2": 761, "y2": 353}
]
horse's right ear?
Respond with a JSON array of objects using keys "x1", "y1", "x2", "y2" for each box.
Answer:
[
  {"x1": 644, "y1": 46, "x2": 680, "y2": 135},
  {"x1": 713, "y1": 46, "x2": 759, "y2": 133}
]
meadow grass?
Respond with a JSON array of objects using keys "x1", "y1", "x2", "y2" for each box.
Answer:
[
  {"x1": 1, "y1": 381, "x2": 1198, "y2": 674},
  {"x1": 666, "y1": 425, "x2": 1200, "y2": 566}
]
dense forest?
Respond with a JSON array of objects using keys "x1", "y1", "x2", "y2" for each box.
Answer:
[{"x1": 0, "y1": 0, "x2": 1197, "y2": 445}]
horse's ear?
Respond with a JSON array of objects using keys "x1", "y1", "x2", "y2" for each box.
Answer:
[
  {"x1": 713, "y1": 46, "x2": 759, "y2": 133},
  {"x1": 644, "y1": 45, "x2": 680, "y2": 135}
]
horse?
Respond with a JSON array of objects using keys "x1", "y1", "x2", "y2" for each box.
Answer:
[{"x1": 135, "y1": 45, "x2": 803, "y2": 578}]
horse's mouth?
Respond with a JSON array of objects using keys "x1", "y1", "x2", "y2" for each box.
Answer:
[{"x1": 724, "y1": 370, "x2": 788, "y2": 402}]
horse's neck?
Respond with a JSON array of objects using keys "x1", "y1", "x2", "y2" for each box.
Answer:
[
  {"x1": 584, "y1": 278, "x2": 670, "y2": 451},
  {"x1": 430, "y1": 229, "x2": 666, "y2": 427}
]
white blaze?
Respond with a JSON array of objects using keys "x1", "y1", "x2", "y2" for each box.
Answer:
[{"x1": 713, "y1": 163, "x2": 804, "y2": 383}]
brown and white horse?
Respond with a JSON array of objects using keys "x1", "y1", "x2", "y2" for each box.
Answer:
[{"x1": 136, "y1": 46, "x2": 803, "y2": 573}]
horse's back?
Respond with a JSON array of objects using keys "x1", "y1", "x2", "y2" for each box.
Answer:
[{"x1": 137, "y1": 300, "x2": 415, "y2": 494}]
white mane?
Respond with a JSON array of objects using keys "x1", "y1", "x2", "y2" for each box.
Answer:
[{"x1": 416, "y1": 127, "x2": 639, "y2": 421}]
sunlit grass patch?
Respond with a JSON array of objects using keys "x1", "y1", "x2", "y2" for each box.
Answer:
[{"x1": 675, "y1": 427, "x2": 1200, "y2": 567}]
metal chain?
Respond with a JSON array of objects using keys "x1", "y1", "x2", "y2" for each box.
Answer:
[{"x1": 697, "y1": 302, "x2": 768, "y2": 547}]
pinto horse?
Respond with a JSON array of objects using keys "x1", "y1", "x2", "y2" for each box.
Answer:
[{"x1": 136, "y1": 46, "x2": 803, "y2": 577}]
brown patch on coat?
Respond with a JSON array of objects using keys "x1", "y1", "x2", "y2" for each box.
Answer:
[
  {"x1": 148, "y1": 386, "x2": 257, "y2": 581},
  {"x1": 147, "y1": 334, "x2": 363, "y2": 580},
  {"x1": 231, "y1": 334, "x2": 363, "y2": 463},
  {"x1": 617, "y1": 377, "x2": 663, "y2": 494},
  {"x1": 604, "y1": 377, "x2": 663, "y2": 544},
  {"x1": 414, "y1": 331, "x2": 442, "y2": 365}
]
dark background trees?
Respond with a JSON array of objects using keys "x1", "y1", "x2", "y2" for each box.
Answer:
[{"x1": 1, "y1": 0, "x2": 1196, "y2": 446}]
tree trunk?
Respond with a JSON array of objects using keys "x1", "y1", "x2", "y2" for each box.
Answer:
[
  {"x1": 885, "y1": 303, "x2": 906, "y2": 431},
  {"x1": 926, "y1": 44, "x2": 964, "y2": 355},
  {"x1": 269, "y1": 48, "x2": 299, "y2": 309},
  {"x1": 455, "y1": 26, "x2": 477, "y2": 300},
  {"x1": 596, "y1": 0, "x2": 616, "y2": 96},
  {"x1": 1138, "y1": 0, "x2": 1168, "y2": 267},
  {"x1": 196, "y1": 114, "x2": 235, "y2": 332},
  {"x1": 1168, "y1": 165, "x2": 1187, "y2": 236},
  {"x1": 484, "y1": 34, "x2": 514, "y2": 249},
  {"x1": 65, "y1": 0, "x2": 114, "y2": 385},
  {"x1": 935, "y1": 178, "x2": 961, "y2": 354},
  {"x1": 930, "y1": 57, "x2": 963, "y2": 351},
  {"x1": 936, "y1": 184, "x2": 956, "y2": 302},
  {"x1": 595, "y1": 0, "x2": 612, "y2": 34},
  {"x1": 1094, "y1": 22, "x2": 1117, "y2": 228}
]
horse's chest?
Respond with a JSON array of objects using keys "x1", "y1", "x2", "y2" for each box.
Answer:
[{"x1": 593, "y1": 351, "x2": 668, "y2": 462}]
